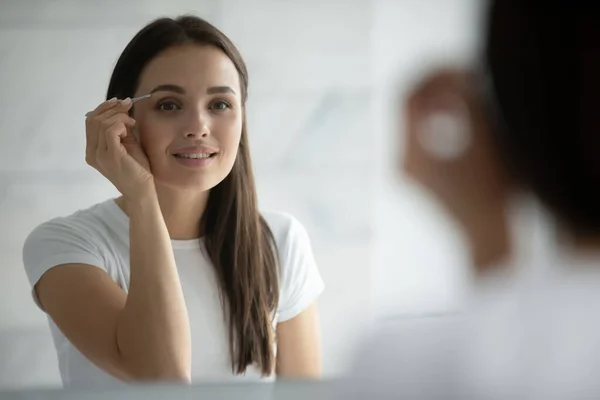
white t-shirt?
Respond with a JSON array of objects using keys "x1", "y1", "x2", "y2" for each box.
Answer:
[
  {"x1": 339, "y1": 248, "x2": 600, "y2": 399},
  {"x1": 22, "y1": 199, "x2": 324, "y2": 388}
]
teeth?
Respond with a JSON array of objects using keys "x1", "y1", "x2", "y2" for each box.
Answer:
[{"x1": 176, "y1": 153, "x2": 212, "y2": 159}]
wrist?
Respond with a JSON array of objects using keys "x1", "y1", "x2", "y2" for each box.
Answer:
[
  {"x1": 463, "y1": 205, "x2": 511, "y2": 274},
  {"x1": 125, "y1": 181, "x2": 159, "y2": 210}
]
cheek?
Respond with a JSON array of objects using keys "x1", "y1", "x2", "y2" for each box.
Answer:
[
  {"x1": 136, "y1": 120, "x2": 172, "y2": 157},
  {"x1": 216, "y1": 118, "x2": 243, "y2": 154}
]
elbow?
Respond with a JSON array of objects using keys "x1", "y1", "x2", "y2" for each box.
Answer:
[
  {"x1": 128, "y1": 366, "x2": 192, "y2": 384},
  {"x1": 148, "y1": 371, "x2": 191, "y2": 384},
  {"x1": 157, "y1": 364, "x2": 192, "y2": 383},
  {"x1": 120, "y1": 356, "x2": 192, "y2": 384},
  {"x1": 277, "y1": 365, "x2": 322, "y2": 380},
  {"x1": 112, "y1": 318, "x2": 192, "y2": 383}
]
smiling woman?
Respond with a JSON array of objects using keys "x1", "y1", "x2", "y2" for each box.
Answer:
[{"x1": 21, "y1": 15, "x2": 324, "y2": 388}]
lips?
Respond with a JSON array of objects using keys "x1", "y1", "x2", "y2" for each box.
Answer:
[
  {"x1": 172, "y1": 145, "x2": 218, "y2": 159},
  {"x1": 174, "y1": 153, "x2": 214, "y2": 159}
]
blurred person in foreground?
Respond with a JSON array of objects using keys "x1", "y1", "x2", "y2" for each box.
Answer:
[{"x1": 340, "y1": 1, "x2": 600, "y2": 399}]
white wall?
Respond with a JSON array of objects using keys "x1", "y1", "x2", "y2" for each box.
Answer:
[{"x1": 0, "y1": 0, "x2": 485, "y2": 389}]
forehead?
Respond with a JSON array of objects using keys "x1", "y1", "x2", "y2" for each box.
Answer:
[{"x1": 136, "y1": 44, "x2": 241, "y2": 95}]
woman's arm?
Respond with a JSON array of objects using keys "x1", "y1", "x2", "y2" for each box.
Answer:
[
  {"x1": 117, "y1": 189, "x2": 192, "y2": 380},
  {"x1": 36, "y1": 188, "x2": 191, "y2": 382},
  {"x1": 275, "y1": 301, "x2": 322, "y2": 378}
]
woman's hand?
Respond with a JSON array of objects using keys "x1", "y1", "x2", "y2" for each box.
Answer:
[
  {"x1": 85, "y1": 97, "x2": 154, "y2": 199},
  {"x1": 402, "y1": 68, "x2": 511, "y2": 270}
]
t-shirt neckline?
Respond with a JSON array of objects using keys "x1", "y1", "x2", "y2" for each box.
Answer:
[{"x1": 104, "y1": 198, "x2": 203, "y2": 250}]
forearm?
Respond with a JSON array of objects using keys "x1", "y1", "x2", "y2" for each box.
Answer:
[
  {"x1": 276, "y1": 359, "x2": 322, "y2": 379},
  {"x1": 275, "y1": 304, "x2": 323, "y2": 379},
  {"x1": 116, "y1": 187, "x2": 191, "y2": 381},
  {"x1": 465, "y1": 205, "x2": 511, "y2": 275}
]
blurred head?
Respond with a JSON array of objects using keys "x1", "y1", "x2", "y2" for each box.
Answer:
[
  {"x1": 106, "y1": 16, "x2": 279, "y2": 376},
  {"x1": 484, "y1": 0, "x2": 600, "y2": 238},
  {"x1": 403, "y1": 1, "x2": 600, "y2": 264}
]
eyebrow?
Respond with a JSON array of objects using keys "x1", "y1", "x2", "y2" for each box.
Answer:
[
  {"x1": 150, "y1": 84, "x2": 186, "y2": 94},
  {"x1": 149, "y1": 84, "x2": 236, "y2": 95},
  {"x1": 207, "y1": 86, "x2": 236, "y2": 95}
]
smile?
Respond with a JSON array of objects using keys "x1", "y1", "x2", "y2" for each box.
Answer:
[{"x1": 173, "y1": 153, "x2": 216, "y2": 159}]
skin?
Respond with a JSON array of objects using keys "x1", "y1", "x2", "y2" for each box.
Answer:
[
  {"x1": 35, "y1": 44, "x2": 321, "y2": 381},
  {"x1": 402, "y1": 68, "x2": 600, "y2": 267},
  {"x1": 402, "y1": 68, "x2": 512, "y2": 274}
]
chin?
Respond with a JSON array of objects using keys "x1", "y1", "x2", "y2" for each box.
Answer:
[{"x1": 154, "y1": 175, "x2": 224, "y2": 193}]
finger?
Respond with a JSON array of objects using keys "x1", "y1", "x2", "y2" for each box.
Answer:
[
  {"x1": 86, "y1": 123, "x2": 98, "y2": 165},
  {"x1": 86, "y1": 96, "x2": 133, "y2": 119},
  {"x1": 99, "y1": 113, "x2": 136, "y2": 138},
  {"x1": 85, "y1": 97, "x2": 119, "y2": 120},
  {"x1": 86, "y1": 100, "x2": 122, "y2": 154},
  {"x1": 86, "y1": 98, "x2": 134, "y2": 133},
  {"x1": 97, "y1": 118, "x2": 108, "y2": 153},
  {"x1": 99, "y1": 116, "x2": 136, "y2": 155},
  {"x1": 93, "y1": 108, "x2": 120, "y2": 123},
  {"x1": 88, "y1": 101, "x2": 133, "y2": 138},
  {"x1": 105, "y1": 122, "x2": 127, "y2": 157},
  {"x1": 96, "y1": 114, "x2": 127, "y2": 154},
  {"x1": 96, "y1": 98, "x2": 134, "y2": 120},
  {"x1": 89, "y1": 102, "x2": 134, "y2": 163},
  {"x1": 96, "y1": 113, "x2": 135, "y2": 155}
]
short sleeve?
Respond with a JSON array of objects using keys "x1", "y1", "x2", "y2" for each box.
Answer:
[
  {"x1": 272, "y1": 214, "x2": 325, "y2": 322},
  {"x1": 22, "y1": 218, "x2": 106, "y2": 310}
]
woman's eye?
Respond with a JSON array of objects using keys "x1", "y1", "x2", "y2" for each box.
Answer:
[
  {"x1": 210, "y1": 100, "x2": 231, "y2": 111},
  {"x1": 158, "y1": 101, "x2": 181, "y2": 111}
]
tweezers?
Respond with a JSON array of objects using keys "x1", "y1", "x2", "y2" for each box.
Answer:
[{"x1": 85, "y1": 94, "x2": 152, "y2": 117}]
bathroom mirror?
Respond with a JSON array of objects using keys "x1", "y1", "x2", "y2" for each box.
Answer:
[{"x1": 0, "y1": 0, "x2": 492, "y2": 395}]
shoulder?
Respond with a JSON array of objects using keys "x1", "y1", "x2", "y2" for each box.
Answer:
[
  {"x1": 261, "y1": 210, "x2": 324, "y2": 321},
  {"x1": 24, "y1": 201, "x2": 114, "y2": 248},
  {"x1": 261, "y1": 210, "x2": 306, "y2": 238},
  {"x1": 260, "y1": 210, "x2": 312, "y2": 256},
  {"x1": 22, "y1": 201, "x2": 119, "y2": 287}
]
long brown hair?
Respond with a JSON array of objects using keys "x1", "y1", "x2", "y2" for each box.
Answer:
[{"x1": 106, "y1": 15, "x2": 280, "y2": 375}]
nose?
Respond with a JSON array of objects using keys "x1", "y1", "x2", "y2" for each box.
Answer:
[{"x1": 182, "y1": 109, "x2": 210, "y2": 138}]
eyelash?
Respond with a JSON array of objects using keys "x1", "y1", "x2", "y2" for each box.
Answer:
[
  {"x1": 156, "y1": 99, "x2": 232, "y2": 112},
  {"x1": 210, "y1": 100, "x2": 232, "y2": 111},
  {"x1": 156, "y1": 101, "x2": 181, "y2": 112}
]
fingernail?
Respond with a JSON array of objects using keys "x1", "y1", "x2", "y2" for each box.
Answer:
[
  {"x1": 122, "y1": 97, "x2": 132, "y2": 105},
  {"x1": 108, "y1": 97, "x2": 118, "y2": 103}
]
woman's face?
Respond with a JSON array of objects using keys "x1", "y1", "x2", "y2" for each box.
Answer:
[{"x1": 132, "y1": 44, "x2": 243, "y2": 192}]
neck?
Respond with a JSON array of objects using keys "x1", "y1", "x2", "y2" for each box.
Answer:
[{"x1": 117, "y1": 184, "x2": 209, "y2": 240}]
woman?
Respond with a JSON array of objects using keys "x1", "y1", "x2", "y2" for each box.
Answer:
[
  {"x1": 22, "y1": 16, "x2": 324, "y2": 387},
  {"x1": 342, "y1": 1, "x2": 600, "y2": 398}
]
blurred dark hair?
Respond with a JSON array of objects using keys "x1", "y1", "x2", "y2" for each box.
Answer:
[
  {"x1": 483, "y1": 2, "x2": 600, "y2": 235},
  {"x1": 106, "y1": 15, "x2": 279, "y2": 375}
]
